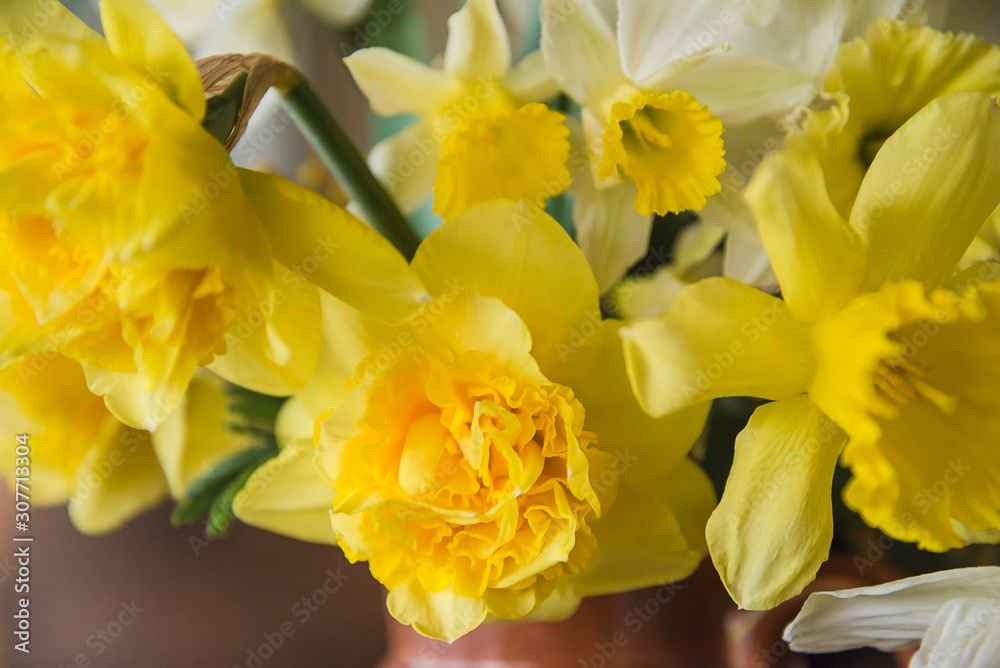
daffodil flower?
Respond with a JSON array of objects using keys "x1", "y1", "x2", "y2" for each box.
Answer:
[
  {"x1": 235, "y1": 201, "x2": 715, "y2": 641},
  {"x1": 345, "y1": 0, "x2": 569, "y2": 221},
  {"x1": 0, "y1": 354, "x2": 252, "y2": 533},
  {"x1": 621, "y1": 91, "x2": 1000, "y2": 610},
  {"x1": 0, "y1": 0, "x2": 427, "y2": 431},
  {"x1": 785, "y1": 567, "x2": 1000, "y2": 667},
  {"x1": 540, "y1": 0, "x2": 839, "y2": 218},
  {"x1": 720, "y1": 16, "x2": 998, "y2": 286}
]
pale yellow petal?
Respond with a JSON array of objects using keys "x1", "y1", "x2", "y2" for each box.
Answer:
[
  {"x1": 344, "y1": 47, "x2": 462, "y2": 117},
  {"x1": 443, "y1": 0, "x2": 511, "y2": 80}
]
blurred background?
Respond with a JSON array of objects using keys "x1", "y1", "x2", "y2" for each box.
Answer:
[{"x1": 3, "y1": 1, "x2": 1000, "y2": 666}]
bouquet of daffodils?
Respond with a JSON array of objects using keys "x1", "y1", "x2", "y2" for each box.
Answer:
[{"x1": 3, "y1": 0, "x2": 1000, "y2": 662}]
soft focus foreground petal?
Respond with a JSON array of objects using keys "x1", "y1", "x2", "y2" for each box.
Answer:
[
  {"x1": 232, "y1": 437, "x2": 338, "y2": 544},
  {"x1": 411, "y1": 200, "x2": 599, "y2": 372},
  {"x1": 368, "y1": 121, "x2": 439, "y2": 215},
  {"x1": 344, "y1": 48, "x2": 462, "y2": 116},
  {"x1": 912, "y1": 597, "x2": 1000, "y2": 668},
  {"x1": 745, "y1": 150, "x2": 864, "y2": 321},
  {"x1": 209, "y1": 263, "x2": 321, "y2": 396},
  {"x1": 556, "y1": 464, "x2": 711, "y2": 598},
  {"x1": 387, "y1": 581, "x2": 488, "y2": 642},
  {"x1": 152, "y1": 373, "x2": 256, "y2": 497},
  {"x1": 853, "y1": 92, "x2": 1000, "y2": 291},
  {"x1": 68, "y1": 424, "x2": 168, "y2": 534},
  {"x1": 99, "y1": 0, "x2": 206, "y2": 118},
  {"x1": 239, "y1": 169, "x2": 430, "y2": 324},
  {"x1": 0, "y1": 0, "x2": 102, "y2": 49},
  {"x1": 443, "y1": 0, "x2": 510, "y2": 80},
  {"x1": 785, "y1": 567, "x2": 1000, "y2": 654},
  {"x1": 621, "y1": 278, "x2": 814, "y2": 416},
  {"x1": 83, "y1": 361, "x2": 189, "y2": 432},
  {"x1": 616, "y1": 0, "x2": 741, "y2": 87},
  {"x1": 665, "y1": 54, "x2": 813, "y2": 125},
  {"x1": 540, "y1": 0, "x2": 625, "y2": 111},
  {"x1": 707, "y1": 396, "x2": 846, "y2": 609},
  {"x1": 503, "y1": 49, "x2": 560, "y2": 103}
]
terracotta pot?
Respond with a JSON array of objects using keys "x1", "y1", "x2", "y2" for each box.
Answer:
[{"x1": 378, "y1": 559, "x2": 736, "y2": 668}]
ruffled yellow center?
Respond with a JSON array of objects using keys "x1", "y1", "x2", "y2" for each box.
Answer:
[
  {"x1": 599, "y1": 91, "x2": 725, "y2": 216},
  {"x1": 787, "y1": 20, "x2": 1000, "y2": 219},
  {"x1": 328, "y1": 346, "x2": 613, "y2": 603},
  {"x1": 433, "y1": 92, "x2": 570, "y2": 220},
  {"x1": 812, "y1": 278, "x2": 1000, "y2": 551}
]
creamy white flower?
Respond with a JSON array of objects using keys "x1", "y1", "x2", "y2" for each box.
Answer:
[{"x1": 785, "y1": 567, "x2": 1000, "y2": 668}]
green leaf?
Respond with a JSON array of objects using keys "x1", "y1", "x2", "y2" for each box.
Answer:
[{"x1": 170, "y1": 442, "x2": 276, "y2": 527}]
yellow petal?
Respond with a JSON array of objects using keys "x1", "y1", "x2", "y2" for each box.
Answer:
[
  {"x1": 853, "y1": 91, "x2": 1000, "y2": 291},
  {"x1": 99, "y1": 0, "x2": 206, "y2": 118},
  {"x1": 557, "y1": 466, "x2": 709, "y2": 598},
  {"x1": 745, "y1": 149, "x2": 865, "y2": 321},
  {"x1": 386, "y1": 580, "x2": 487, "y2": 642},
  {"x1": 0, "y1": 0, "x2": 102, "y2": 50},
  {"x1": 239, "y1": 168, "x2": 431, "y2": 325},
  {"x1": 83, "y1": 359, "x2": 191, "y2": 432},
  {"x1": 443, "y1": 0, "x2": 510, "y2": 80},
  {"x1": 433, "y1": 102, "x2": 570, "y2": 220},
  {"x1": 411, "y1": 200, "x2": 600, "y2": 372},
  {"x1": 68, "y1": 422, "x2": 168, "y2": 534},
  {"x1": 599, "y1": 91, "x2": 725, "y2": 216},
  {"x1": 344, "y1": 47, "x2": 462, "y2": 117},
  {"x1": 368, "y1": 121, "x2": 438, "y2": 215},
  {"x1": 208, "y1": 262, "x2": 321, "y2": 396},
  {"x1": 621, "y1": 277, "x2": 814, "y2": 417},
  {"x1": 553, "y1": 319, "x2": 710, "y2": 482},
  {"x1": 707, "y1": 396, "x2": 846, "y2": 609},
  {"x1": 151, "y1": 372, "x2": 257, "y2": 498},
  {"x1": 232, "y1": 437, "x2": 338, "y2": 545}
]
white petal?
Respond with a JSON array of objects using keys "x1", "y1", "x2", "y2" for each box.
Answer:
[
  {"x1": 573, "y1": 173, "x2": 652, "y2": 294},
  {"x1": 541, "y1": 0, "x2": 626, "y2": 110},
  {"x1": 444, "y1": 0, "x2": 511, "y2": 79},
  {"x1": 367, "y1": 121, "x2": 439, "y2": 214},
  {"x1": 784, "y1": 567, "x2": 1000, "y2": 654},
  {"x1": 344, "y1": 48, "x2": 461, "y2": 116},
  {"x1": 617, "y1": 0, "x2": 744, "y2": 87},
  {"x1": 668, "y1": 54, "x2": 813, "y2": 125},
  {"x1": 912, "y1": 598, "x2": 1000, "y2": 668},
  {"x1": 503, "y1": 49, "x2": 560, "y2": 103}
]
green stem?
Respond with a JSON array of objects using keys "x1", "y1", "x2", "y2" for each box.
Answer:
[{"x1": 279, "y1": 76, "x2": 420, "y2": 260}]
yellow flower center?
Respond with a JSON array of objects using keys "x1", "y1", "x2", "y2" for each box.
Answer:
[
  {"x1": 433, "y1": 91, "x2": 571, "y2": 220},
  {"x1": 599, "y1": 91, "x2": 725, "y2": 216},
  {"x1": 328, "y1": 346, "x2": 612, "y2": 601},
  {"x1": 872, "y1": 354, "x2": 955, "y2": 415}
]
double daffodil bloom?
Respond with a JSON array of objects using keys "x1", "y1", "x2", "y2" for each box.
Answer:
[
  {"x1": 541, "y1": 0, "x2": 836, "y2": 217},
  {"x1": 0, "y1": 354, "x2": 252, "y2": 533},
  {"x1": 345, "y1": 0, "x2": 568, "y2": 221},
  {"x1": 786, "y1": 567, "x2": 1000, "y2": 666},
  {"x1": 234, "y1": 201, "x2": 715, "y2": 641},
  {"x1": 622, "y1": 91, "x2": 1000, "y2": 610},
  {"x1": 0, "y1": 0, "x2": 427, "y2": 431}
]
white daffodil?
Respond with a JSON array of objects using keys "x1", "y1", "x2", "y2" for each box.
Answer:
[
  {"x1": 785, "y1": 567, "x2": 1000, "y2": 667},
  {"x1": 346, "y1": 0, "x2": 567, "y2": 221}
]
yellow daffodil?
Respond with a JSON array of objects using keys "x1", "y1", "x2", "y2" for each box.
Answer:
[
  {"x1": 621, "y1": 91, "x2": 1000, "y2": 610},
  {"x1": 541, "y1": 0, "x2": 845, "y2": 217},
  {"x1": 718, "y1": 18, "x2": 1000, "y2": 288},
  {"x1": 345, "y1": 0, "x2": 569, "y2": 220},
  {"x1": 0, "y1": 0, "x2": 428, "y2": 430},
  {"x1": 0, "y1": 354, "x2": 252, "y2": 533},
  {"x1": 235, "y1": 201, "x2": 715, "y2": 641}
]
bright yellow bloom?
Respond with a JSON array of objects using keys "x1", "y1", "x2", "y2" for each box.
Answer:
[
  {"x1": 785, "y1": 19, "x2": 1000, "y2": 262},
  {"x1": 235, "y1": 201, "x2": 715, "y2": 641},
  {"x1": 621, "y1": 91, "x2": 1000, "y2": 610},
  {"x1": 346, "y1": 0, "x2": 570, "y2": 220},
  {"x1": 0, "y1": 354, "x2": 251, "y2": 533},
  {"x1": 0, "y1": 0, "x2": 428, "y2": 430}
]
